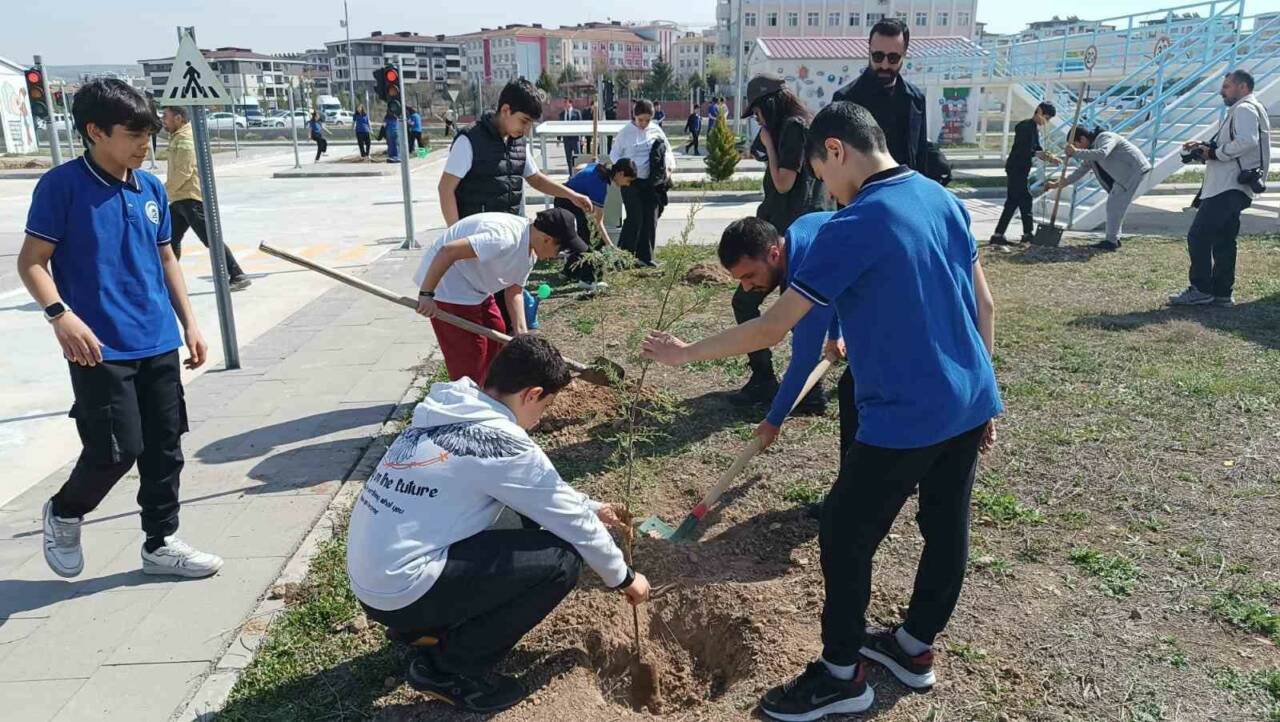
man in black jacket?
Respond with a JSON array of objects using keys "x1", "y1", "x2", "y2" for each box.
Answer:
[
  {"x1": 991, "y1": 102, "x2": 1058, "y2": 246},
  {"x1": 832, "y1": 18, "x2": 949, "y2": 185}
]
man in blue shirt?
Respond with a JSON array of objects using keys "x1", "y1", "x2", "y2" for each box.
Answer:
[
  {"x1": 716, "y1": 213, "x2": 837, "y2": 437},
  {"x1": 557, "y1": 159, "x2": 636, "y2": 291},
  {"x1": 644, "y1": 101, "x2": 1000, "y2": 721},
  {"x1": 407, "y1": 106, "x2": 424, "y2": 154},
  {"x1": 16, "y1": 79, "x2": 223, "y2": 581}
]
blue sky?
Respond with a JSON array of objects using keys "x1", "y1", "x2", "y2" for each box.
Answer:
[{"x1": 2, "y1": 0, "x2": 1278, "y2": 65}]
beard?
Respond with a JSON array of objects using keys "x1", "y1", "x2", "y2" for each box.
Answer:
[{"x1": 871, "y1": 65, "x2": 899, "y2": 87}]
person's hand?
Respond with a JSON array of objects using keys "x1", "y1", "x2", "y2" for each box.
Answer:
[
  {"x1": 184, "y1": 326, "x2": 208, "y2": 370},
  {"x1": 416, "y1": 295, "x2": 438, "y2": 318},
  {"x1": 1036, "y1": 151, "x2": 1059, "y2": 164},
  {"x1": 52, "y1": 313, "x2": 103, "y2": 367},
  {"x1": 1181, "y1": 140, "x2": 1201, "y2": 151},
  {"x1": 758, "y1": 124, "x2": 772, "y2": 151},
  {"x1": 622, "y1": 572, "x2": 651, "y2": 606},
  {"x1": 823, "y1": 338, "x2": 846, "y2": 363},
  {"x1": 979, "y1": 419, "x2": 997, "y2": 454},
  {"x1": 755, "y1": 419, "x2": 780, "y2": 450},
  {"x1": 1063, "y1": 144, "x2": 1076, "y2": 157},
  {"x1": 1043, "y1": 179, "x2": 1061, "y2": 191},
  {"x1": 596, "y1": 502, "x2": 633, "y2": 532},
  {"x1": 641, "y1": 330, "x2": 690, "y2": 366},
  {"x1": 570, "y1": 191, "x2": 593, "y2": 214}
]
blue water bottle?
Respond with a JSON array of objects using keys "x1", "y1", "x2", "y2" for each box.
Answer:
[{"x1": 523, "y1": 289, "x2": 540, "y2": 330}]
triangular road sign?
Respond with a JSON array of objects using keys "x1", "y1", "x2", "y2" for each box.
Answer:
[{"x1": 159, "y1": 31, "x2": 229, "y2": 106}]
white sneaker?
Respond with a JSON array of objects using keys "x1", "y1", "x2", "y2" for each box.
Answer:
[
  {"x1": 577, "y1": 281, "x2": 609, "y2": 292},
  {"x1": 1168, "y1": 286, "x2": 1214, "y2": 306},
  {"x1": 141, "y1": 537, "x2": 223, "y2": 578},
  {"x1": 42, "y1": 500, "x2": 84, "y2": 578}
]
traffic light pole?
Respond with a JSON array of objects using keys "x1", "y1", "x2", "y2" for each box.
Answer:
[
  {"x1": 59, "y1": 84, "x2": 76, "y2": 160},
  {"x1": 33, "y1": 56, "x2": 62, "y2": 167},
  {"x1": 396, "y1": 69, "x2": 418, "y2": 250}
]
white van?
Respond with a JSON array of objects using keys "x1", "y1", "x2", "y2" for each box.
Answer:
[{"x1": 318, "y1": 95, "x2": 344, "y2": 121}]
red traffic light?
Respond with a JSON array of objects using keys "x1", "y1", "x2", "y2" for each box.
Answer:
[
  {"x1": 385, "y1": 68, "x2": 398, "y2": 83},
  {"x1": 26, "y1": 70, "x2": 41, "y2": 84}
]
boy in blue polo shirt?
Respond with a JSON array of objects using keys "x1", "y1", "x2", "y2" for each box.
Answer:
[
  {"x1": 643, "y1": 101, "x2": 1000, "y2": 721},
  {"x1": 557, "y1": 158, "x2": 637, "y2": 291},
  {"x1": 16, "y1": 79, "x2": 223, "y2": 580}
]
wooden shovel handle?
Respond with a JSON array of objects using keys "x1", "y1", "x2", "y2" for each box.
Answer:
[{"x1": 1050, "y1": 82, "x2": 1088, "y2": 226}]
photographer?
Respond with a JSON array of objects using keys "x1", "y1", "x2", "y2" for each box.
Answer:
[{"x1": 1169, "y1": 70, "x2": 1271, "y2": 307}]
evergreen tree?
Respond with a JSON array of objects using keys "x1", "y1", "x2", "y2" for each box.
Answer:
[
  {"x1": 687, "y1": 72, "x2": 706, "y2": 93},
  {"x1": 704, "y1": 115, "x2": 739, "y2": 181},
  {"x1": 558, "y1": 64, "x2": 580, "y2": 85},
  {"x1": 536, "y1": 68, "x2": 558, "y2": 96},
  {"x1": 646, "y1": 55, "x2": 675, "y2": 99}
]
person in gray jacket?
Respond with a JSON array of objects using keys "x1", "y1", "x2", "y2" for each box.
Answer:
[
  {"x1": 1169, "y1": 69, "x2": 1271, "y2": 307},
  {"x1": 1045, "y1": 126, "x2": 1151, "y2": 251}
]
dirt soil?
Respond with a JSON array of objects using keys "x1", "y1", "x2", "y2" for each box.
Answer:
[{"x1": 355, "y1": 239, "x2": 1279, "y2": 722}]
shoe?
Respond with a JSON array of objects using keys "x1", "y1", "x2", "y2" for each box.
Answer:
[
  {"x1": 988, "y1": 234, "x2": 1014, "y2": 246},
  {"x1": 1018, "y1": 234, "x2": 1034, "y2": 244},
  {"x1": 141, "y1": 536, "x2": 223, "y2": 578},
  {"x1": 638, "y1": 259, "x2": 660, "y2": 269},
  {"x1": 229, "y1": 277, "x2": 252, "y2": 292},
  {"x1": 730, "y1": 373, "x2": 780, "y2": 407},
  {"x1": 1211, "y1": 295, "x2": 1234, "y2": 307},
  {"x1": 793, "y1": 386, "x2": 828, "y2": 416},
  {"x1": 1090, "y1": 240, "x2": 1120, "y2": 252},
  {"x1": 577, "y1": 280, "x2": 609, "y2": 292},
  {"x1": 805, "y1": 498, "x2": 825, "y2": 520},
  {"x1": 759, "y1": 661, "x2": 874, "y2": 721},
  {"x1": 407, "y1": 652, "x2": 526, "y2": 713},
  {"x1": 42, "y1": 500, "x2": 83, "y2": 578},
  {"x1": 1167, "y1": 286, "x2": 1214, "y2": 306},
  {"x1": 860, "y1": 626, "x2": 936, "y2": 690}
]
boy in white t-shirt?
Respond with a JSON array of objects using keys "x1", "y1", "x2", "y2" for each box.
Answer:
[
  {"x1": 412, "y1": 208, "x2": 587, "y2": 385},
  {"x1": 347, "y1": 335, "x2": 650, "y2": 713}
]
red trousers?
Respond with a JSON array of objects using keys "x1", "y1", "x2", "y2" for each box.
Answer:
[{"x1": 430, "y1": 297, "x2": 507, "y2": 387}]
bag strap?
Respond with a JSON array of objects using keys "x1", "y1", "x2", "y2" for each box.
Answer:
[{"x1": 1230, "y1": 99, "x2": 1266, "y2": 172}]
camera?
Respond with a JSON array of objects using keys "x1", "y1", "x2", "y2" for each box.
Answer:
[
  {"x1": 1238, "y1": 166, "x2": 1267, "y2": 194},
  {"x1": 1180, "y1": 139, "x2": 1215, "y2": 164}
]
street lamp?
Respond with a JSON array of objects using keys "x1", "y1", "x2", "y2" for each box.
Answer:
[{"x1": 340, "y1": 1, "x2": 356, "y2": 114}]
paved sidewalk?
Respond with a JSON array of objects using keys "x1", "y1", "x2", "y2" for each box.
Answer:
[{"x1": 0, "y1": 249, "x2": 435, "y2": 721}]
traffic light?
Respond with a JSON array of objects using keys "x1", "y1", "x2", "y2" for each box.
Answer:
[
  {"x1": 374, "y1": 65, "x2": 401, "y2": 102},
  {"x1": 25, "y1": 67, "x2": 49, "y2": 120}
]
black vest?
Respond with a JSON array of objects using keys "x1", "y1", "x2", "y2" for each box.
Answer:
[{"x1": 454, "y1": 112, "x2": 527, "y2": 218}]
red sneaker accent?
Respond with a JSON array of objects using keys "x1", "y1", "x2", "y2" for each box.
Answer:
[{"x1": 911, "y1": 649, "x2": 935, "y2": 666}]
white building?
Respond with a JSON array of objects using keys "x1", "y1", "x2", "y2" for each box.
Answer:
[
  {"x1": 673, "y1": 31, "x2": 718, "y2": 81},
  {"x1": 0, "y1": 55, "x2": 38, "y2": 153},
  {"x1": 138, "y1": 47, "x2": 318, "y2": 109},
  {"x1": 325, "y1": 31, "x2": 462, "y2": 104}
]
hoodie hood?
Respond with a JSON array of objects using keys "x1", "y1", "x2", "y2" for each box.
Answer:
[{"x1": 411, "y1": 378, "x2": 519, "y2": 431}]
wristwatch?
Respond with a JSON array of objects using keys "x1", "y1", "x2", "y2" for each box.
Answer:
[
  {"x1": 43, "y1": 301, "x2": 67, "y2": 323},
  {"x1": 418, "y1": 290, "x2": 435, "y2": 298}
]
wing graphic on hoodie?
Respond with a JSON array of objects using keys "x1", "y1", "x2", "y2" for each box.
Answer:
[{"x1": 383, "y1": 422, "x2": 533, "y2": 465}]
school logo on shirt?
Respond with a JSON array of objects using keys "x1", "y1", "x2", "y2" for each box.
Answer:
[{"x1": 145, "y1": 201, "x2": 160, "y2": 225}]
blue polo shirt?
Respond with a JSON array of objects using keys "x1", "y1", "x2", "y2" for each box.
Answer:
[
  {"x1": 354, "y1": 112, "x2": 371, "y2": 134},
  {"x1": 409, "y1": 112, "x2": 422, "y2": 132},
  {"x1": 791, "y1": 167, "x2": 1002, "y2": 449},
  {"x1": 308, "y1": 119, "x2": 323, "y2": 136},
  {"x1": 565, "y1": 163, "x2": 610, "y2": 207},
  {"x1": 25, "y1": 154, "x2": 182, "y2": 361}
]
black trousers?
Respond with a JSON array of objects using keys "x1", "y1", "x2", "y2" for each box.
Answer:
[
  {"x1": 685, "y1": 131, "x2": 700, "y2": 155},
  {"x1": 619, "y1": 181, "x2": 659, "y2": 265},
  {"x1": 362, "y1": 528, "x2": 582, "y2": 677},
  {"x1": 836, "y1": 367, "x2": 858, "y2": 461},
  {"x1": 1187, "y1": 189, "x2": 1251, "y2": 298},
  {"x1": 732, "y1": 286, "x2": 775, "y2": 380},
  {"x1": 408, "y1": 130, "x2": 423, "y2": 153},
  {"x1": 356, "y1": 131, "x2": 371, "y2": 157},
  {"x1": 555, "y1": 198, "x2": 599, "y2": 284},
  {"x1": 563, "y1": 140, "x2": 579, "y2": 172},
  {"x1": 819, "y1": 422, "x2": 985, "y2": 666},
  {"x1": 312, "y1": 135, "x2": 327, "y2": 161},
  {"x1": 994, "y1": 167, "x2": 1034, "y2": 237},
  {"x1": 170, "y1": 199, "x2": 245, "y2": 280},
  {"x1": 51, "y1": 350, "x2": 188, "y2": 539}
]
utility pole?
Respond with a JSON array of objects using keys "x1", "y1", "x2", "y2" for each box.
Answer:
[
  {"x1": 733, "y1": 0, "x2": 745, "y2": 136},
  {"x1": 343, "y1": 0, "x2": 357, "y2": 114},
  {"x1": 288, "y1": 78, "x2": 302, "y2": 168},
  {"x1": 396, "y1": 69, "x2": 417, "y2": 250},
  {"x1": 33, "y1": 55, "x2": 62, "y2": 167}
]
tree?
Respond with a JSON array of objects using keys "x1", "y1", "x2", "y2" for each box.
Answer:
[
  {"x1": 705, "y1": 56, "x2": 732, "y2": 92},
  {"x1": 688, "y1": 72, "x2": 706, "y2": 92},
  {"x1": 536, "y1": 68, "x2": 558, "y2": 96},
  {"x1": 645, "y1": 54, "x2": 675, "y2": 99},
  {"x1": 558, "y1": 64, "x2": 580, "y2": 85},
  {"x1": 704, "y1": 114, "x2": 739, "y2": 181}
]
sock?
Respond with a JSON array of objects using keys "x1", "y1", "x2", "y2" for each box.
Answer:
[
  {"x1": 144, "y1": 536, "x2": 166, "y2": 553},
  {"x1": 821, "y1": 656, "x2": 856, "y2": 681},
  {"x1": 895, "y1": 626, "x2": 931, "y2": 656}
]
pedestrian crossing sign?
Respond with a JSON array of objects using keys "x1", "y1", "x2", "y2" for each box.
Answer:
[{"x1": 159, "y1": 31, "x2": 229, "y2": 106}]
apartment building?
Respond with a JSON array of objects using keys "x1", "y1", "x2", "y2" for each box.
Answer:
[
  {"x1": 324, "y1": 31, "x2": 462, "y2": 101},
  {"x1": 452, "y1": 22, "x2": 661, "y2": 86},
  {"x1": 673, "y1": 31, "x2": 719, "y2": 80},
  {"x1": 137, "y1": 47, "x2": 316, "y2": 108}
]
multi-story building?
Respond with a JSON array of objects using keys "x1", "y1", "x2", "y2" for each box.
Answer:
[
  {"x1": 630, "y1": 21, "x2": 681, "y2": 61},
  {"x1": 452, "y1": 22, "x2": 661, "y2": 86},
  {"x1": 137, "y1": 47, "x2": 317, "y2": 109},
  {"x1": 293, "y1": 48, "x2": 332, "y2": 95},
  {"x1": 324, "y1": 31, "x2": 462, "y2": 103},
  {"x1": 673, "y1": 31, "x2": 718, "y2": 80},
  {"x1": 719, "y1": 0, "x2": 981, "y2": 59}
]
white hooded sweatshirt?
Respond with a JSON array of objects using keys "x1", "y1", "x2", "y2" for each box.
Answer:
[{"x1": 346, "y1": 378, "x2": 629, "y2": 611}]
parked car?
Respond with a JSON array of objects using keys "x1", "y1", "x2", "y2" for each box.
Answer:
[
  {"x1": 243, "y1": 108, "x2": 266, "y2": 127},
  {"x1": 326, "y1": 110, "x2": 354, "y2": 126},
  {"x1": 265, "y1": 110, "x2": 311, "y2": 128},
  {"x1": 207, "y1": 112, "x2": 247, "y2": 129}
]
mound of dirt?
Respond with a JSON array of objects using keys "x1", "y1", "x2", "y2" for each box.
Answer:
[{"x1": 684, "y1": 261, "x2": 733, "y2": 286}]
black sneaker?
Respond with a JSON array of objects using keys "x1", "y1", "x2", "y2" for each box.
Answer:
[
  {"x1": 406, "y1": 653, "x2": 526, "y2": 713},
  {"x1": 730, "y1": 373, "x2": 779, "y2": 407},
  {"x1": 1018, "y1": 234, "x2": 1034, "y2": 244},
  {"x1": 859, "y1": 627, "x2": 936, "y2": 690},
  {"x1": 1090, "y1": 240, "x2": 1120, "y2": 252},
  {"x1": 759, "y1": 661, "x2": 874, "y2": 721},
  {"x1": 988, "y1": 234, "x2": 1015, "y2": 246}
]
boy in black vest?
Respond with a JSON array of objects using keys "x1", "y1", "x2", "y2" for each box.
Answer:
[{"x1": 437, "y1": 79, "x2": 591, "y2": 226}]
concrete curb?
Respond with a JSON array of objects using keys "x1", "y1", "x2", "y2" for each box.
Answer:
[{"x1": 172, "y1": 357, "x2": 433, "y2": 721}]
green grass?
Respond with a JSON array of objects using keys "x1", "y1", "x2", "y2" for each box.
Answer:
[
  {"x1": 973, "y1": 488, "x2": 1044, "y2": 527},
  {"x1": 569, "y1": 315, "x2": 598, "y2": 335},
  {"x1": 1070, "y1": 547, "x2": 1141, "y2": 599},
  {"x1": 781, "y1": 481, "x2": 824, "y2": 506},
  {"x1": 1210, "y1": 589, "x2": 1280, "y2": 643},
  {"x1": 946, "y1": 641, "x2": 989, "y2": 663},
  {"x1": 670, "y1": 178, "x2": 762, "y2": 192}
]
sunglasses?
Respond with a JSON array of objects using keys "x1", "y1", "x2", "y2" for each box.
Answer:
[{"x1": 870, "y1": 52, "x2": 903, "y2": 64}]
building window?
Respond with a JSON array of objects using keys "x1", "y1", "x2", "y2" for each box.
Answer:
[
  {"x1": 958, "y1": 11, "x2": 971, "y2": 26},
  {"x1": 828, "y1": 12, "x2": 840, "y2": 26},
  {"x1": 786, "y1": 12, "x2": 799, "y2": 27},
  {"x1": 916, "y1": 11, "x2": 927, "y2": 26},
  {"x1": 867, "y1": 13, "x2": 884, "y2": 25},
  {"x1": 937, "y1": 12, "x2": 949, "y2": 26},
  {"x1": 807, "y1": 12, "x2": 819, "y2": 27},
  {"x1": 849, "y1": 12, "x2": 861, "y2": 26},
  {"x1": 745, "y1": 11, "x2": 757, "y2": 27},
  {"x1": 896, "y1": 11, "x2": 907, "y2": 22},
  {"x1": 767, "y1": 12, "x2": 778, "y2": 27}
]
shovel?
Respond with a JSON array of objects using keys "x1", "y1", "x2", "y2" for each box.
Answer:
[
  {"x1": 258, "y1": 243, "x2": 624, "y2": 387},
  {"x1": 1032, "y1": 82, "x2": 1087, "y2": 247},
  {"x1": 639, "y1": 358, "x2": 833, "y2": 541}
]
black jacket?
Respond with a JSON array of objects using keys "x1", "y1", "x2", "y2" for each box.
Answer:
[
  {"x1": 1005, "y1": 118, "x2": 1042, "y2": 173},
  {"x1": 453, "y1": 111, "x2": 527, "y2": 218},
  {"x1": 832, "y1": 68, "x2": 951, "y2": 185},
  {"x1": 649, "y1": 138, "x2": 671, "y2": 215}
]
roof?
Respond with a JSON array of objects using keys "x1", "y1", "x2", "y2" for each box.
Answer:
[
  {"x1": 447, "y1": 25, "x2": 651, "y2": 43},
  {"x1": 754, "y1": 36, "x2": 988, "y2": 60},
  {"x1": 348, "y1": 32, "x2": 458, "y2": 44}
]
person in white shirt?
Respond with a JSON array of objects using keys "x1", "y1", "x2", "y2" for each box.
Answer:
[
  {"x1": 347, "y1": 335, "x2": 650, "y2": 714},
  {"x1": 1169, "y1": 69, "x2": 1272, "y2": 307},
  {"x1": 413, "y1": 209, "x2": 588, "y2": 385},
  {"x1": 610, "y1": 98, "x2": 676, "y2": 267}
]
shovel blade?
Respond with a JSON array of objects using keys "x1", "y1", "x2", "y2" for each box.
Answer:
[
  {"x1": 637, "y1": 515, "x2": 676, "y2": 539},
  {"x1": 575, "y1": 356, "x2": 626, "y2": 388},
  {"x1": 1031, "y1": 224, "x2": 1063, "y2": 247}
]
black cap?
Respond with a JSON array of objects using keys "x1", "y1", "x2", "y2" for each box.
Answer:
[
  {"x1": 532, "y1": 207, "x2": 588, "y2": 255},
  {"x1": 742, "y1": 74, "x2": 786, "y2": 118}
]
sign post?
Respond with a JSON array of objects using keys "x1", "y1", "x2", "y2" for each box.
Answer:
[
  {"x1": 161, "y1": 26, "x2": 240, "y2": 370},
  {"x1": 395, "y1": 69, "x2": 418, "y2": 250},
  {"x1": 33, "y1": 56, "x2": 62, "y2": 167},
  {"x1": 288, "y1": 78, "x2": 301, "y2": 168},
  {"x1": 59, "y1": 82, "x2": 76, "y2": 159}
]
